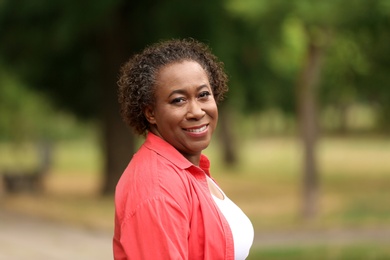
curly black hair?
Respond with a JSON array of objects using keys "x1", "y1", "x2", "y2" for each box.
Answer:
[{"x1": 117, "y1": 38, "x2": 229, "y2": 136}]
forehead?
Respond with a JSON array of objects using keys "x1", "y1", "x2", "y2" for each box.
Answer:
[
  {"x1": 155, "y1": 61, "x2": 209, "y2": 86},
  {"x1": 158, "y1": 60, "x2": 204, "y2": 73}
]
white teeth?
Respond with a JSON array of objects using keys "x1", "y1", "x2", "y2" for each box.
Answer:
[{"x1": 186, "y1": 125, "x2": 207, "y2": 133}]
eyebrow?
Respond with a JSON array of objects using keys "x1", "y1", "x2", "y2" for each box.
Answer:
[{"x1": 168, "y1": 84, "x2": 209, "y2": 98}]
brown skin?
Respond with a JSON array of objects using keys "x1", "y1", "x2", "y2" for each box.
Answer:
[
  {"x1": 144, "y1": 60, "x2": 224, "y2": 199},
  {"x1": 118, "y1": 39, "x2": 229, "y2": 137},
  {"x1": 145, "y1": 61, "x2": 218, "y2": 166},
  {"x1": 119, "y1": 40, "x2": 228, "y2": 199}
]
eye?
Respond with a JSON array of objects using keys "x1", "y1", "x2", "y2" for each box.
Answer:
[
  {"x1": 170, "y1": 97, "x2": 186, "y2": 105},
  {"x1": 198, "y1": 91, "x2": 211, "y2": 100}
]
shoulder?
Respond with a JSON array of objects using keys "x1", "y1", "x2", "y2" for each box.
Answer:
[
  {"x1": 115, "y1": 145, "x2": 192, "y2": 217},
  {"x1": 126, "y1": 144, "x2": 189, "y2": 191}
]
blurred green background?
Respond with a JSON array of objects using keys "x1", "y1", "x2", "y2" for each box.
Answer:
[{"x1": 1, "y1": 0, "x2": 390, "y2": 259}]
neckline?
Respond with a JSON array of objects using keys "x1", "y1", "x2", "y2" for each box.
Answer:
[{"x1": 206, "y1": 175, "x2": 225, "y2": 200}]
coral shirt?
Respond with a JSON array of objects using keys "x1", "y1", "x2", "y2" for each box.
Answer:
[{"x1": 113, "y1": 132, "x2": 234, "y2": 260}]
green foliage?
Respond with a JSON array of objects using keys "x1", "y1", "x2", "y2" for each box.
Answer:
[
  {"x1": 0, "y1": 0, "x2": 245, "y2": 115},
  {"x1": 0, "y1": 66, "x2": 98, "y2": 173},
  {"x1": 0, "y1": 68, "x2": 50, "y2": 142},
  {"x1": 1, "y1": 0, "x2": 390, "y2": 131},
  {"x1": 0, "y1": 65, "x2": 95, "y2": 142},
  {"x1": 225, "y1": 0, "x2": 390, "y2": 131},
  {"x1": 0, "y1": 0, "x2": 121, "y2": 118}
]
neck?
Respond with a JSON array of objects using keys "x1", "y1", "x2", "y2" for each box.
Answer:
[
  {"x1": 183, "y1": 153, "x2": 201, "y2": 166},
  {"x1": 149, "y1": 127, "x2": 202, "y2": 166}
]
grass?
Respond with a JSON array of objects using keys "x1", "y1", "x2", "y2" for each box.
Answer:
[
  {"x1": 1, "y1": 135, "x2": 390, "y2": 257},
  {"x1": 248, "y1": 244, "x2": 390, "y2": 260},
  {"x1": 205, "y1": 135, "x2": 390, "y2": 232}
]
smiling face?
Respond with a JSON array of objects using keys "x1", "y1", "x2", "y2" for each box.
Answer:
[{"x1": 144, "y1": 60, "x2": 218, "y2": 165}]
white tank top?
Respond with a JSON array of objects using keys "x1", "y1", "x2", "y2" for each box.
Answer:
[{"x1": 207, "y1": 177, "x2": 254, "y2": 260}]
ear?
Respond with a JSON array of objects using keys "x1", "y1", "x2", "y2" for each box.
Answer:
[{"x1": 144, "y1": 105, "x2": 157, "y2": 124}]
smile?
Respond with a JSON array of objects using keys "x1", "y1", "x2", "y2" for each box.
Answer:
[{"x1": 184, "y1": 125, "x2": 208, "y2": 133}]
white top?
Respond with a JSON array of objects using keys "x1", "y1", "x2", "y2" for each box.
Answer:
[{"x1": 207, "y1": 176, "x2": 254, "y2": 260}]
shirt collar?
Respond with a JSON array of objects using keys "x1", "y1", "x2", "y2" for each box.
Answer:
[{"x1": 144, "y1": 132, "x2": 211, "y2": 176}]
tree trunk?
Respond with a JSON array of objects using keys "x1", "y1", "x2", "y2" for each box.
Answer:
[
  {"x1": 100, "y1": 8, "x2": 136, "y2": 195},
  {"x1": 296, "y1": 33, "x2": 326, "y2": 219},
  {"x1": 218, "y1": 106, "x2": 237, "y2": 165}
]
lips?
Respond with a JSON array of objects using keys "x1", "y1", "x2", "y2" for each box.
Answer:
[{"x1": 184, "y1": 124, "x2": 208, "y2": 133}]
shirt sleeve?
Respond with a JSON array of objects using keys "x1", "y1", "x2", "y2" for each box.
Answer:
[{"x1": 117, "y1": 196, "x2": 190, "y2": 260}]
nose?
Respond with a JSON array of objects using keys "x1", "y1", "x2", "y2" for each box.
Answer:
[{"x1": 186, "y1": 100, "x2": 205, "y2": 120}]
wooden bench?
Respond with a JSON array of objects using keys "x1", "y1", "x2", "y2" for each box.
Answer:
[{"x1": 1, "y1": 142, "x2": 52, "y2": 194}]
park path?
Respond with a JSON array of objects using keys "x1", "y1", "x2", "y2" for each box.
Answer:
[
  {"x1": 1, "y1": 209, "x2": 390, "y2": 259},
  {"x1": 0, "y1": 210, "x2": 113, "y2": 260}
]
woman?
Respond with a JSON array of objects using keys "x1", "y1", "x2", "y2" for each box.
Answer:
[{"x1": 114, "y1": 38, "x2": 254, "y2": 260}]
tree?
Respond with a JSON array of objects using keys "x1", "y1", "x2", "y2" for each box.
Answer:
[
  {"x1": 0, "y1": 0, "x2": 137, "y2": 194},
  {"x1": 2, "y1": 0, "x2": 389, "y2": 198},
  {"x1": 0, "y1": 0, "x2": 244, "y2": 194},
  {"x1": 224, "y1": 0, "x2": 390, "y2": 218}
]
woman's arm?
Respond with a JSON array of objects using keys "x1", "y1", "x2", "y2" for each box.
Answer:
[{"x1": 114, "y1": 196, "x2": 189, "y2": 260}]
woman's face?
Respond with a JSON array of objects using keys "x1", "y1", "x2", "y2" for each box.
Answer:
[{"x1": 145, "y1": 60, "x2": 218, "y2": 164}]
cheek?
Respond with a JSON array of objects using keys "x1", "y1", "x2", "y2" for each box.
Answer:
[
  {"x1": 208, "y1": 103, "x2": 219, "y2": 122},
  {"x1": 157, "y1": 108, "x2": 183, "y2": 125}
]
